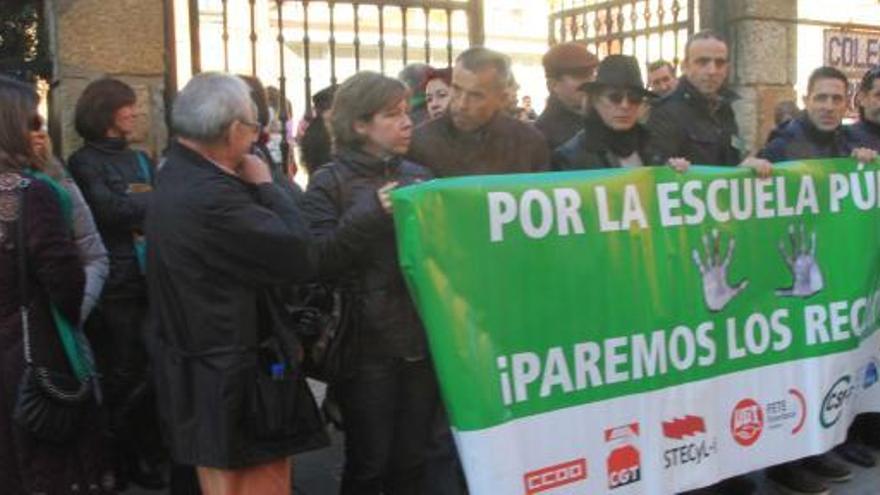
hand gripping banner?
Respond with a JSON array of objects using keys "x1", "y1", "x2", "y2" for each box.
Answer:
[{"x1": 391, "y1": 159, "x2": 880, "y2": 494}]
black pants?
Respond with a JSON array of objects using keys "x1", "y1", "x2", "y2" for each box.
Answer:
[
  {"x1": 337, "y1": 357, "x2": 440, "y2": 495},
  {"x1": 89, "y1": 296, "x2": 164, "y2": 472},
  {"x1": 423, "y1": 404, "x2": 469, "y2": 495}
]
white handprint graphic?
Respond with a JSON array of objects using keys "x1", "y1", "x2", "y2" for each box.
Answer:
[
  {"x1": 776, "y1": 224, "x2": 823, "y2": 297},
  {"x1": 692, "y1": 229, "x2": 748, "y2": 312}
]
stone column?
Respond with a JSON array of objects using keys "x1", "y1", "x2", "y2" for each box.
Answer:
[
  {"x1": 48, "y1": 0, "x2": 168, "y2": 158},
  {"x1": 723, "y1": 0, "x2": 798, "y2": 154}
]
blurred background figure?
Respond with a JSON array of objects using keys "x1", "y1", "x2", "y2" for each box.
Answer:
[
  {"x1": 423, "y1": 67, "x2": 452, "y2": 121},
  {"x1": 774, "y1": 100, "x2": 801, "y2": 127},
  {"x1": 399, "y1": 63, "x2": 431, "y2": 126},
  {"x1": 520, "y1": 95, "x2": 538, "y2": 121},
  {"x1": 646, "y1": 59, "x2": 678, "y2": 97},
  {"x1": 298, "y1": 85, "x2": 337, "y2": 176},
  {"x1": 240, "y1": 75, "x2": 300, "y2": 194}
]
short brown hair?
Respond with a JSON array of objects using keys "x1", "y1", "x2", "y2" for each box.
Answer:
[
  {"x1": 330, "y1": 71, "x2": 407, "y2": 151},
  {"x1": 648, "y1": 60, "x2": 675, "y2": 75},
  {"x1": 74, "y1": 78, "x2": 136, "y2": 142},
  {"x1": 0, "y1": 76, "x2": 38, "y2": 173}
]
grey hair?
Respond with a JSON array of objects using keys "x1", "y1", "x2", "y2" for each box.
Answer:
[
  {"x1": 455, "y1": 47, "x2": 511, "y2": 90},
  {"x1": 171, "y1": 72, "x2": 255, "y2": 142}
]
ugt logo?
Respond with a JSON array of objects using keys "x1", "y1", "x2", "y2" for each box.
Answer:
[
  {"x1": 821, "y1": 375, "x2": 855, "y2": 428},
  {"x1": 731, "y1": 398, "x2": 764, "y2": 447},
  {"x1": 605, "y1": 423, "x2": 641, "y2": 489}
]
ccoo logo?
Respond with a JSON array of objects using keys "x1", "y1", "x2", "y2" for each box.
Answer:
[
  {"x1": 731, "y1": 398, "x2": 763, "y2": 447},
  {"x1": 821, "y1": 375, "x2": 855, "y2": 428},
  {"x1": 523, "y1": 458, "x2": 587, "y2": 494}
]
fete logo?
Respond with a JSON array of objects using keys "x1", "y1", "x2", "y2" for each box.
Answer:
[
  {"x1": 730, "y1": 398, "x2": 763, "y2": 447},
  {"x1": 765, "y1": 388, "x2": 806, "y2": 435},
  {"x1": 662, "y1": 415, "x2": 717, "y2": 469},
  {"x1": 523, "y1": 458, "x2": 587, "y2": 495},
  {"x1": 605, "y1": 423, "x2": 641, "y2": 490},
  {"x1": 820, "y1": 375, "x2": 855, "y2": 428}
]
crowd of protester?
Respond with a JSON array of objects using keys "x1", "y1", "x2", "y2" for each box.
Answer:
[{"x1": 3, "y1": 28, "x2": 880, "y2": 495}]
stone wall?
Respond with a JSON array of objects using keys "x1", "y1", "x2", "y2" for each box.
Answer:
[
  {"x1": 48, "y1": 0, "x2": 167, "y2": 159},
  {"x1": 722, "y1": 0, "x2": 799, "y2": 154}
]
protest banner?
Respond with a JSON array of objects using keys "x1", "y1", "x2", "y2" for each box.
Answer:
[{"x1": 392, "y1": 159, "x2": 880, "y2": 494}]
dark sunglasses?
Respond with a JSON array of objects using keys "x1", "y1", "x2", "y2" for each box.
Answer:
[
  {"x1": 29, "y1": 114, "x2": 43, "y2": 132},
  {"x1": 602, "y1": 91, "x2": 645, "y2": 105}
]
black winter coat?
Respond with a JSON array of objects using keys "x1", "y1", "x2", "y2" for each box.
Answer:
[
  {"x1": 68, "y1": 138, "x2": 153, "y2": 299},
  {"x1": 301, "y1": 148, "x2": 433, "y2": 359},
  {"x1": 759, "y1": 116, "x2": 854, "y2": 162},
  {"x1": 535, "y1": 96, "x2": 585, "y2": 152},
  {"x1": 847, "y1": 119, "x2": 880, "y2": 151},
  {"x1": 646, "y1": 78, "x2": 745, "y2": 166},
  {"x1": 146, "y1": 142, "x2": 327, "y2": 468}
]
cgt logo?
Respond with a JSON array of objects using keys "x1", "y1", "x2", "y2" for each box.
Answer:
[
  {"x1": 731, "y1": 398, "x2": 764, "y2": 447},
  {"x1": 821, "y1": 375, "x2": 855, "y2": 428},
  {"x1": 523, "y1": 458, "x2": 587, "y2": 495},
  {"x1": 605, "y1": 423, "x2": 641, "y2": 490},
  {"x1": 662, "y1": 416, "x2": 718, "y2": 469}
]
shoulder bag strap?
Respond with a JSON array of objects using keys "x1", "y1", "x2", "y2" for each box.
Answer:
[{"x1": 15, "y1": 177, "x2": 33, "y2": 366}]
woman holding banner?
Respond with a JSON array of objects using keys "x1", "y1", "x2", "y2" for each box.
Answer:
[{"x1": 302, "y1": 71, "x2": 439, "y2": 495}]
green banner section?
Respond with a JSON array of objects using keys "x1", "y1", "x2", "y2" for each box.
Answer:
[{"x1": 392, "y1": 159, "x2": 880, "y2": 432}]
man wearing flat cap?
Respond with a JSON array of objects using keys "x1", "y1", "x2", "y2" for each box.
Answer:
[{"x1": 535, "y1": 42, "x2": 599, "y2": 150}]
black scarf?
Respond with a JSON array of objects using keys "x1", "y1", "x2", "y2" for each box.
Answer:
[{"x1": 582, "y1": 111, "x2": 643, "y2": 157}]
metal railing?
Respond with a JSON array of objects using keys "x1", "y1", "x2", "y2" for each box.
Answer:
[
  {"x1": 549, "y1": 0, "x2": 697, "y2": 70},
  {"x1": 179, "y1": 0, "x2": 482, "y2": 166}
]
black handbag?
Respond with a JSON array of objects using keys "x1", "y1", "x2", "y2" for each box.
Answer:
[
  {"x1": 294, "y1": 284, "x2": 357, "y2": 383},
  {"x1": 9, "y1": 177, "x2": 92, "y2": 443}
]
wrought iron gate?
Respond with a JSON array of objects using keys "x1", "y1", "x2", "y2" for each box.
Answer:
[
  {"x1": 549, "y1": 0, "x2": 698, "y2": 71},
  {"x1": 171, "y1": 0, "x2": 483, "y2": 166},
  {"x1": 0, "y1": 0, "x2": 50, "y2": 82}
]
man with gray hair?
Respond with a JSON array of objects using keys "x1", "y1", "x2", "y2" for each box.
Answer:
[
  {"x1": 146, "y1": 72, "x2": 327, "y2": 494},
  {"x1": 408, "y1": 46, "x2": 550, "y2": 177}
]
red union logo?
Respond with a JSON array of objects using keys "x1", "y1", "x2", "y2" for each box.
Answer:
[
  {"x1": 605, "y1": 423, "x2": 641, "y2": 490},
  {"x1": 662, "y1": 415, "x2": 706, "y2": 439},
  {"x1": 731, "y1": 398, "x2": 764, "y2": 447},
  {"x1": 523, "y1": 458, "x2": 587, "y2": 494}
]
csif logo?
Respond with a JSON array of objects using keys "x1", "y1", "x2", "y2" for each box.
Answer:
[
  {"x1": 730, "y1": 398, "x2": 763, "y2": 447},
  {"x1": 605, "y1": 423, "x2": 641, "y2": 490},
  {"x1": 821, "y1": 375, "x2": 855, "y2": 428},
  {"x1": 523, "y1": 458, "x2": 587, "y2": 495}
]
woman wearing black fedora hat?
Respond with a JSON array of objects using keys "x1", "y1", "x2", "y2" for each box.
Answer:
[{"x1": 552, "y1": 54, "x2": 690, "y2": 172}]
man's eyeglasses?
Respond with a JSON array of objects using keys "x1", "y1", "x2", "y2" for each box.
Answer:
[
  {"x1": 602, "y1": 91, "x2": 645, "y2": 105},
  {"x1": 238, "y1": 119, "x2": 262, "y2": 131}
]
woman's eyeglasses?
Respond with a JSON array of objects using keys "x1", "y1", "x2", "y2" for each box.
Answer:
[{"x1": 602, "y1": 91, "x2": 645, "y2": 105}]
